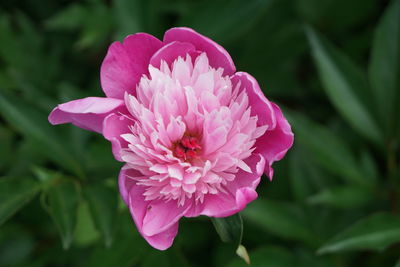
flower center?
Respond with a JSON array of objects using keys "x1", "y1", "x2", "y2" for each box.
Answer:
[{"x1": 173, "y1": 135, "x2": 202, "y2": 161}]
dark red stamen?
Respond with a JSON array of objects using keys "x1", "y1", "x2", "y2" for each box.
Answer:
[{"x1": 173, "y1": 136, "x2": 202, "y2": 160}]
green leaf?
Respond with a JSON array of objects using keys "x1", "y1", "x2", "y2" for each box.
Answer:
[
  {"x1": 0, "y1": 177, "x2": 40, "y2": 226},
  {"x1": 46, "y1": 179, "x2": 80, "y2": 249},
  {"x1": 307, "y1": 186, "x2": 372, "y2": 209},
  {"x1": 0, "y1": 92, "x2": 83, "y2": 177},
  {"x1": 212, "y1": 213, "x2": 243, "y2": 246},
  {"x1": 289, "y1": 148, "x2": 321, "y2": 201},
  {"x1": 76, "y1": 2, "x2": 113, "y2": 50},
  {"x1": 286, "y1": 111, "x2": 367, "y2": 185},
  {"x1": 84, "y1": 183, "x2": 117, "y2": 247},
  {"x1": 45, "y1": 4, "x2": 87, "y2": 31},
  {"x1": 243, "y1": 199, "x2": 317, "y2": 245},
  {"x1": 0, "y1": 125, "x2": 14, "y2": 171},
  {"x1": 395, "y1": 257, "x2": 400, "y2": 267},
  {"x1": 212, "y1": 214, "x2": 251, "y2": 264},
  {"x1": 306, "y1": 26, "x2": 382, "y2": 144},
  {"x1": 368, "y1": 0, "x2": 400, "y2": 135},
  {"x1": 179, "y1": 0, "x2": 276, "y2": 43},
  {"x1": 84, "y1": 216, "x2": 147, "y2": 267},
  {"x1": 113, "y1": 0, "x2": 144, "y2": 40},
  {"x1": 74, "y1": 201, "x2": 100, "y2": 247},
  {"x1": 359, "y1": 150, "x2": 379, "y2": 183},
  {"x1": 318, "y1": 213, "x2": 400, "y2": 254}
]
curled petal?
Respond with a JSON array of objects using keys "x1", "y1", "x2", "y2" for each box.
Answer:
[
  {"x1": 124, "y1": 169, "x2": 179, "y2": 250},
  {"x1": 119, "y1": 166, "x2": 143, "y2": 205},
  {"x1": 103, "y1": 113, "x2": 132, "y2": 161},
  {"x1": 231, "y1": 72, "x2": 276, "y2": 128},
  {"x1": 163, "y1": 27, "x2": 236, "y2": 76},
  {"x1": 150, "y1": 41, "x2": 196, "y2": 69},
  {"x1": 101, "y1": 33, "x2": 163, "y2": 99},
  {"x1": 142, "y1": 199, "x2": 191, "y2": 236},
  {"x1": 48, "y1": 97, "x2": 125, "y2": 133},
  {"x1": 256, "y1": 104, "x2": 294, "y2": 179}
]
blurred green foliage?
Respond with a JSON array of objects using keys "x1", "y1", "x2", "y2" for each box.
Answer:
[{"x1": 0, "y1": 0, "x2": 399, "y2": 266}]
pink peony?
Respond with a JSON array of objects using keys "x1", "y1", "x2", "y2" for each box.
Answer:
[{"x1": 49, "y1": 27, "x2": 294, "y2": 250}]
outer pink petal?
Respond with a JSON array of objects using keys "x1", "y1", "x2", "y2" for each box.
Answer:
[
  {"x1": 120, "y1": 167, "x2": 180, "y2": 250},
  {"x1": 126, "y1": 181, "x2": 179, "y2": 250},
  {"x1": 48, "y1": 97, "x2": 125, "y2": 133},
  {"x1": 142, "y1": 199, "x2": 191, "y2": 236},
  {"x1": 103, "y1": 113, "x2": 132, "y2": 161},
  {"x1": 150, "y1": 41, "x2": 196, "y2": 69},
  {"x1": 256, "y1": 103, "x2": 294, "y2": 179},
  {"x1": 163, "y1": 27, "x2": 236, "y2": 76},
  {"x1": 186, "y1": 154, "x2": 264, "y2": 218},
  {"x1": 231, "y1": 72, "x2": 294, "y2": 180},
  {"x1": 231, "y1": 72, "x2": 276, "y2": 128},
  {"x1": 100, "y1": 33, "x2": 163, "y2": 99},
  {"x1": 119, "y1": 166, "x2": 143, "y2": 205}
]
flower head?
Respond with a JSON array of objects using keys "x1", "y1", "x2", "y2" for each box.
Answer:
[{"x1": 49, "y1": 27, "x2": 294, "y2": 250}]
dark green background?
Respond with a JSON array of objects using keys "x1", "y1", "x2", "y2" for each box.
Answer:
[{"x1": 0, "y1": 0, "x2": 399, "y2": 266}]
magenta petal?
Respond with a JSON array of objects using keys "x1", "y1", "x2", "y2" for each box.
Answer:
[
  {"x1": 101, "y1": 33, "x2": 163, "y2": 99},
  {"x1": 118, "y1": 166, "x2": 143, "y2": 204},
  {"x1": 142, "y1": 199, "x2": 191, "y2": 236},
  {"x1": 256, "y1": 103, "x2": 294, "y2": 180},
  {"x1": 48, "y1": 97, "x2": 125, "y2": 133},
  {"x1": 163, "y1": 27, "x2": 236, "y2": 76},
  {"x1": 231, "y1": 72, "x2": 276, "y2": 128},
  {"x1": 126, "y1": 176, "x2": 179, "y2": 250},
  {"x1": 189, "y1": 154, "x2": 264, "y2": 218},
  {"x1": 103, "y1": 113, "x2": 131, "y2": 161},
  {"x1": 150, "y1": 41, "x2": 196, "y2": 69},
  {"x1": 235, "y1": 187, "x2": 258, "y2": 211},
  {"x1": 144, "y1": 223, "x2": 179, "y2": 251}
]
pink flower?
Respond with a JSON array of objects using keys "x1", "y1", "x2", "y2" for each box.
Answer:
[{"x1": 49, "y1": 27, "x2": 294, "y2": 250}]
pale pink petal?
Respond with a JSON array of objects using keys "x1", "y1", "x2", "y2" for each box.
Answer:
[
  {"x1": 150, "y1": 41, "x2": 196, "y2": 69},
  {"x1": 101, "y1": 33, "x2": 163, "y2": 99},
  {"x1": 231, "y1": 72, "x2": 276, "y2": 128},
  {"x1": 103, "y1": 113, "x2": 132, "y2": 161},
  {"x1": 163, "y1": 27, "x2": 236, "y2": 76},
  {"x1": 256, "y1": 103, "x2": 294, "y2": 179},
  {"x1": 48, "y1": 97, "x2": 125, "y2": 133}
]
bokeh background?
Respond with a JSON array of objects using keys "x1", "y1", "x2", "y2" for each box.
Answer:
[{"x1": 0, "y1": 0, "x2": 399, "y2": 266}]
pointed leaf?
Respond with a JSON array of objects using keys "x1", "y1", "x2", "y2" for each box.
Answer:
[
  {"x1": 307, "y1": 186, "x2": 372, "y2": 209},
  {"x1": 306, "y1": 26, "x2": 382, "y2": 144},
  {"x1": 286, "y1": 111, "x2": 367, "y2": 185},
  {"x1": 289, "y1": 148, "x2": 318, "y2": 201},
  {"x1": 318, "y1": 213, "x2": 400, "y2": 254},
  {"x1": 47, "y1": 179, "x2": 80, "y2": 249},
  {"x1": 395, "y1": 257, "x2": 400, "y2": 267},
  {"x1": 0, "y1": 92, "x2": 83, "y2": 177},
  {"x1": 369, "y1": 0, "x2": 400, "y2": 134},
  {"x1": 212, "y1": 213, "x2": 243, "y2": 246},
  {"x1": 84, "y1": 183, "x2": 118, "y2": 247},
  {"x1": 0, "y1": 177, "x2": 40, "y2": 226},
  {"x1": 74, "y1": 201, "x2": 100, "y2": 246},
  {"x1": 179, "y1": 0, "x2": 276, "y2": 43},
  {"x1": 243, "y1": 199, "x2": 317, "y2": 245}
]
